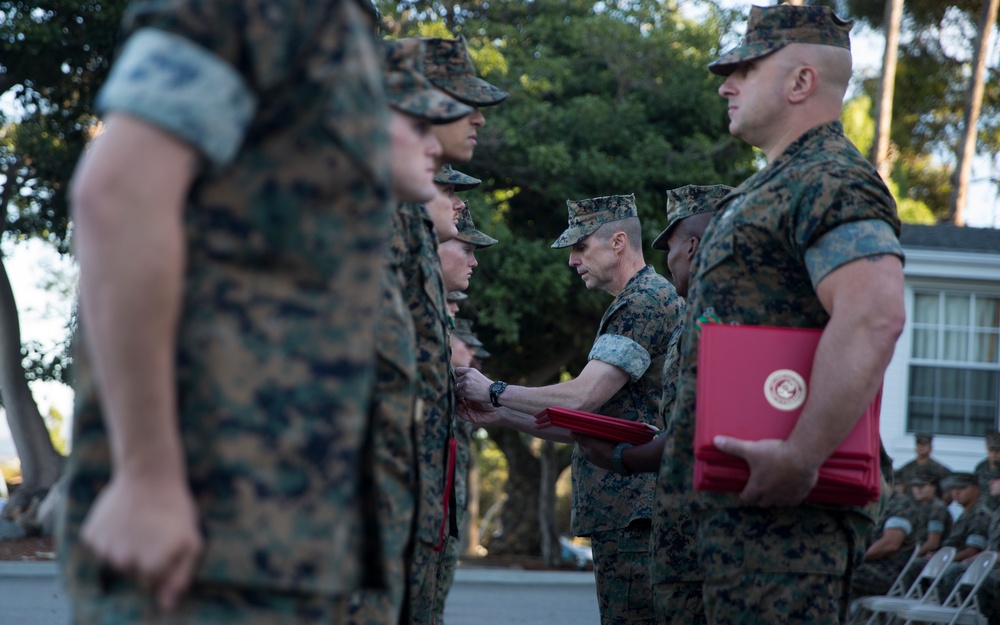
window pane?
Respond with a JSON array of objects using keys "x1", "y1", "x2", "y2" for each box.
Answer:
[
  {"x1": 907, "y1": 399, "x2": 935, "y2": 434},
  {"x1": 974, "y1": 296, "x2": 1000, "y2": 329},
  {"x1": 913, "y1": 328, "x2": 938, "y2": 359},
  {"x1": 968, "y1": 370, "x2": 998, "y2": 402},
  {"x1": 939, "y1": 368, "x2": 965, "y2": 400},
  {"x1": 969, "y1": 402, "x2": 995, "y2": 436},
  {"x1": 973, "y1": 331, "x2": 999, "y2": 364},
  {"x1": 909, "y1": 366, "x2": 936, "y2": 399},
  {"x1": 945, "y1": 295, "x2": 970, "y2": 326},
  {"x1": 937, "y1": 401, "x2": 965, "y2": 435},
  {"x1": 943, "y1": 330, "x2": 969, "y2": 361},
  {"x1": 914, "y1": 293, "x2": 939, "y2": 324}
]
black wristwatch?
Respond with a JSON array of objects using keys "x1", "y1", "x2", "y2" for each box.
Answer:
[{"x1": 489, "y1": 380, "x2": 508, "y2": 408}]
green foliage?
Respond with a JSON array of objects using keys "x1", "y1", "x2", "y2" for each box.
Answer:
[
  {"x1": 842, "y1": 94, "x2": 874, "y2": 159},
  {"x1": 0, "y1": 0, "x2": 124, "y2": 250},
  {"x1": 43, "y1": 406, "x2": 68, "y2": 455},
  {"x1": 474, "y1": 431, "x2": 509, "y2": 519},
  {"x1": 379, "y1": 0, "x2": 753, "y2": 382},
  {"x1": 846, "y1": 1, "x2": 999, "y2": 220}
]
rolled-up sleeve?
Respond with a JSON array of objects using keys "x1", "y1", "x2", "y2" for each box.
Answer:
[
  {"x1": 97, "y1": 27, "x2": 257, "y2": 168},
  {"x1": 589, "y1": 334, "x2": 650, "y2": 383}
]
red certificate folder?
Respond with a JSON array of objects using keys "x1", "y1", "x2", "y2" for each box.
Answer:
[
  {"x1": 693, "y1": 324, "x2": 881, "y2": 506},
  {"x1": 535, "y1": 406, "x2": 658, "y2": 445}
]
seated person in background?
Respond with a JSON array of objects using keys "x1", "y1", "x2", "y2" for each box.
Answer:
[
  {"x1": 896, "y1": 433, "x2": 951, "y2": 498},
  {"x1": 909, "y1": 470, "x2": 953, "y2": 556},
  {"x1": 850, "y1": 489, "x2": 917, "y2": 598},
  {"x1": 936, "y1": 472, "x2": 991, "y2": 563}
]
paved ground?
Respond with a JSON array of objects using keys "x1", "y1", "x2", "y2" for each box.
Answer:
[{"x1": 0, "y1": 562, "x2": 600, "y2": 625}]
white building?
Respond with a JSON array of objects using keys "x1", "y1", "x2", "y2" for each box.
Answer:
[{"x1": 882, "y1": 224, "x2": 1000, "y2": 472}]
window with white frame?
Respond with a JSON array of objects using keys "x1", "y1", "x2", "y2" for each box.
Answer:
[{"x1": 907, "y1": 290, "x2": 1000, "y2": 437}]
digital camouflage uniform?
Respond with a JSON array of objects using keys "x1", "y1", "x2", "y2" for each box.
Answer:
[
  {"x1": 932, "y1": 501, "x2": 998, "y2": 619},
  {"x1": 909, "y1": 471, "x2": 953, "y2": 552},
  {"x1": 648, "y1": 185, "x2": 732, "y2": 625},
  {"x1": 974, "y1": 435, "x2": 1000, "y2": 510},
  {"x1": 896, "y1": 457, "x2": 952, "y2": 498},
  {"x1": 59, "y1": 0, "x2": 391, "y2": 623},
  {"x1": 342, "y1": 39, "x2": 472, "y2": 625},
  {"x1": 850, "y1": 491, "x2": 917, "y2": 597},
  {"x1": 399, "y1": 194, "x2": 457, "y2": 625},
  {"x1": 941, "y1": 503, "x2": 992, "y2": 553},
  {"x1": 656, "y1": 6, "x2": 902, "y2": 624},
  {"x1": 433, "y1": 190, "x2": 497, "y2": 625},
  {"x1": 409, "y1": 36, "x2": 506, "y2": 624},
  {"x1": 552, "y1": 194, "x2": 684, "y2": 625}
]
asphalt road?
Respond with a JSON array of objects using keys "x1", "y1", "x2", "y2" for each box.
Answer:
[{"x1": 0, "y1": 563, "x2": 600, "y2": 625}]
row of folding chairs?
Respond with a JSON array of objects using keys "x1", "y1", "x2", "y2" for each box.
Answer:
[{"x1": 847, "y1": 546, "x2": 998, "y2": 625}]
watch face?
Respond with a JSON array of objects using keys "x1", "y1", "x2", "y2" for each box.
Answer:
[{"x1": 490, "y1": 381, "x2": 504, "y2": 393}]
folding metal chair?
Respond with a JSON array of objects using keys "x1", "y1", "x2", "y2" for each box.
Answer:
[
  {"x1": 895, "y1": 550, "x2": 997, "y2": 625},
  {"x1": 847, "y1": 547, "x2": 957, "y2": 625}
]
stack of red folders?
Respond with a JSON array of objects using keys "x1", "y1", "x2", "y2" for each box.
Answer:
[
  {"x1": 536, "y1": 406, "x2": 658, "y2": 445},
  {"x1": 694, "y1": 324, "x2": 881, "y2": 507}
]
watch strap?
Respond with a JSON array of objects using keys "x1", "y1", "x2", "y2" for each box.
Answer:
[{"x1": 611, "y1": 442, "x2": 634, "y2": 476}]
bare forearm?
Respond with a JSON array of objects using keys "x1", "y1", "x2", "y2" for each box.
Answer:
[
  {"x1": 73, "y1": 115, "x2": 195, "y2": 481},
  {"x1": 864, "y1": 530, "x2": 904, "y2": 561},
  {"x1": 918, "y1": 533, "x2": 942, "y2": 556},
  {"x1": 786, "y1": 308, "x2": 901, "y2": 467},
  {"x1": 621, "y1": 434, "x2": 667, "y2": 474},
  {"x1": 496, "y1": 407, "x2": 573, "y2": 443}
]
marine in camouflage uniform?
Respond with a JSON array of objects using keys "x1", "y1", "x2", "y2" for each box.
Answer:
[
  {"x1": 59, "y1": 0, "x2": 391, "y2": 622},
  {"x1": 645, "y1": 185, "x2": 732, "y2": 625},
  {"x1": 456, "y1": 194, "x2": 683, "y2": 625},
  {"x1": 974, "y1": 431, "x2": 1000, "y2": 511},
  {"x1": 656, "y1": 5, "x2": 906, "y2": 624},
  {"x1": 342, "y1": 39, "x2": 473, "y2": 625},
  {"x1": 908, "y1": 471, "x2": 953, "y2": 555},
  {"x1": 406, "y1": 35, "x2": 506, "y2": 625},
  {"x1": 557, "y1": 196, "x2": 680, "y2": 625},
  {"x1": 850, "y1": 490, "x2": 917, "y2": 598},
  {"x1": 433, "y1": 202, "x2": 498, "y2": 625},
  {"x1": 896, "y1": 433, "x2": 952, "y2": 498},
  {"x1": 930, "y1": 473, "x2": 997, "y2": 616}
]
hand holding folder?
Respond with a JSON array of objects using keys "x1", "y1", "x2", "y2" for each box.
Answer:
[{"x1": 693, "y1": 324, "x2": 881, "y2": 507}]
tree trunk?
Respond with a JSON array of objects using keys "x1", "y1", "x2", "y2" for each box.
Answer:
[
  {"x1": 0, "y1": 257, "x2": 64, "y2": 509},
  {"x1": 485, "y1": 427, "x2": 541, "y2": 556},
  {"x1": 950, "y1": 0, "x2": 999, "y2": 226},
  {"x1": 871, "y1": 0, "x2": 903, "y2": 181},
  {"x1": 538, "y1": 440, "x2": 560, "y2": 567},
  {"x1": 463, "y1": 440, "x2": 481, "y2": 556}
]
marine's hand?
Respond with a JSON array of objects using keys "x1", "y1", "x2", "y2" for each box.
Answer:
[
  {"x1": 713, "y1": 436, "x2": 819, "y2": 507},
  {"x1": 572, "y1": 434, "x2": 616, "y2": 471},
  {"x1": 457, "y1": 397, "x2": 500, "y2": 426},
  {"x1": 455, "y1": 367, "x2": 492, "y2": 404},
  {"x1": 81, "y1": 473, "x2": 203, "y2": 612}
]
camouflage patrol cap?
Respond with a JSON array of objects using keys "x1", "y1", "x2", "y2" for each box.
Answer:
[
  {"x1": 987, "y1": 430, "x2": 1000, "y2": 451},
  {"x1": 447, "y1": 290, "x2": 468, "y2": 302},
  {"x1": 651, "y1": 184, "x2": 732, "y2": 251},
  {"x1": 709, "y1": 4, "x2": 853, "y2": 77},
  {"x1": 551, "y1": 194, "x2": 638, "y2": 249},
  {"x1": 908, "y1": 471, "x2": 931, "y2": 487},
  {"x1": 915, "y1": 432, "x2": 933, "y2": 444},
  {"x1": 950, "y1": 472, "x2": 977, "y2": 488},
  {"x1": 385, "y1": 39, "x2": 474, "y2": 123},
  {"x1": 453, "y1": 318, "x2": 490, "y2": 358},
  {"x1": 435, "y1": 164, "x2": 481, "y2": 192},
  {"x1": 456, "y1": 205, "x2": 498, "y2": 247},
  {"x1": 421, "y1": 35, "x2": 509, "y2": 106}
]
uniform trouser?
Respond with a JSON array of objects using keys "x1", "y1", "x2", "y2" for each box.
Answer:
[
  {"x1": 696, "y1": 506, "x2": 868, "y2": 625},
  {"x1": 589, "y1": 520, "x2": 657, "y2": 625},
  {"x1": 66, "y1": 567, "x2": 352, "y2": 625},
  {"x1": 432, "y1": 535, "x2": 460, "y2": 623},
  {"x1": 408, "y1": 537, "x2": 454, "y2": 625},
  {"x1": 651, "y1": 507, "x2": 706, "y2": 625}
]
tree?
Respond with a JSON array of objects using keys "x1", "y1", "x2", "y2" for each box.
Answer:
[
  {"x1": 0, "y1": 0, "x2": 122, "y2": 514},
  {"x1": 950, "y1": 0, "x2": 999, "y2": 225},
  {"x1": 870, "y1": 0, "x2": 903, "y2": 181},
  {"x1": 846, "y1": 0, "x2": 1000, "y2": 223}
]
